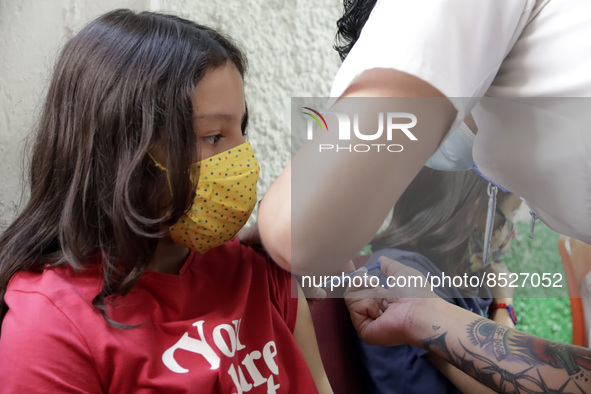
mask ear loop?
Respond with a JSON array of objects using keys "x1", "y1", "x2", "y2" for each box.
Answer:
[
  {"x1": 147, "y1": 153, "x2": 173, "y2": 196},
  {"x1": 482, "y1": 182, "x2": 498, "y2": 266},
  {"x1": 473, "y1": 161, "x2": 511, "y2": 266}
]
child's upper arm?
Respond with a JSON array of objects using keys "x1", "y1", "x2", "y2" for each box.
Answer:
[
  {"x1": 260, "y1": 249, "x2": 331, "y2": 392},
  {"x1": 0, "y1": 290, "x2": 102, "y2": 393},
  {"x1": 292, "y1": 284, "x2": 333, "y2": 394}
]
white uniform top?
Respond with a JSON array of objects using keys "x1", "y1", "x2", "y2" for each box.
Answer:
[{"x1": 330, "y1": 0, "x2": 591, "y2": 243}]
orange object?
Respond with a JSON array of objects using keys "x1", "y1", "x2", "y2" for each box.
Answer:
[{"x1": 558, "y1": 236, "x2": 591, "y2": 347}]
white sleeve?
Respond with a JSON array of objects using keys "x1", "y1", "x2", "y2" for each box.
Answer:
[{"x1": 330, "y1": 0, "x2": 537, "y2": 119}]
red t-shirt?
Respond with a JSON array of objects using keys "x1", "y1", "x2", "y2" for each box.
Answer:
[{"x1": 0, "y1": 239, "x2": 317, "y2": 393}]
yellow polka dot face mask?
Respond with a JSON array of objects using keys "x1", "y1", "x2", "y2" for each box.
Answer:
[{"x1": 152, "y1": 142, "x2": 259, "y2": 253}]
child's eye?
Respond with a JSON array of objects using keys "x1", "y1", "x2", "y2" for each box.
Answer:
[{"x1": 204, "y1": 134, "x2": 224, "y2": 145}]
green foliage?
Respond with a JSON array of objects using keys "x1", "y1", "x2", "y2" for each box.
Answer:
[{"x1": 499, "y1": 221, "x2": 571, "y2": 343}]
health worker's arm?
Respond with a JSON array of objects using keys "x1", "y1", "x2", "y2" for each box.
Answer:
[
  {"x1": 346, "y1": 258, "x2": 591, "y2": 393},
  {"x1": 426, "y1": 299, "x2": 515, "y2": 392},
  {"x1": 426, "y1": 354, "x2": 495, "y2": 394},
  {"x1": 426, "y1": 261, "x2": 516, "y2": 393},
  {"x1": 258, "y1": 69, "x2": 456, "y2": 274}
]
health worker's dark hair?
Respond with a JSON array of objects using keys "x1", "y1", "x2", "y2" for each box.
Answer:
[
  {"x1": 334, "y1": 0, "x2": 378, "y2": 61},
  {"x1": 0, "y1": 9, "x2": 247, "y2": 330}
]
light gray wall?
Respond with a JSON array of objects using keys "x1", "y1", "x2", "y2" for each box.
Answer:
[{"x1": 0, "y1": 0, "x2": 342, "y2": 230}]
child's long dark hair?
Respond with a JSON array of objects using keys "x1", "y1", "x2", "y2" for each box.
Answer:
[
  {"x1": 372, "y1": 168, "x2": 508, "y2": 274},
  {"x1": 0, "y1": 9, "x2": 247, "y2": 330}
]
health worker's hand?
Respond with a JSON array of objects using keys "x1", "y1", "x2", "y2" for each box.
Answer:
[{"x1": 345, "y1": 257, "x2": 443, "y2": 347}]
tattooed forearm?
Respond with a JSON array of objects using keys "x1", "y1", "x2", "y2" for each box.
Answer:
[
  {"x1": 422, "y1": 319, "x2": 591, "y2": 393},
  {"x1": 467, "y1": 318, "x2": 591, "y2": 376},
  {"x1": 467, "y1": 318, "x2": 510, "y2": 361},
  {"x1": 423, "y1": 331, "x2": 454, "y2": 362}
]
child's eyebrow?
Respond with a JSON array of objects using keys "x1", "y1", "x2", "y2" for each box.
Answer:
[{"x1": 195, "y1": 111, "x2": 247, "y2": 121}]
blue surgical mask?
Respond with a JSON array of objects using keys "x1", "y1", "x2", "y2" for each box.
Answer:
[{"x1": 426, "y1": 122, "x2": 475, "y2": 171}]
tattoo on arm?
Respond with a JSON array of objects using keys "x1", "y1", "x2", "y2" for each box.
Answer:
[{"x1": 422, "y1": 318, "x2": 591, "y2": 393}]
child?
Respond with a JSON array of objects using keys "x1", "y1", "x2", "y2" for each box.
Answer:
[
  {"x1": 0, "y1": 9, "x2": 331, "y2": 393},
  {"x1": 360, "y1": 167, "x2": 521, "y2": 394}
]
